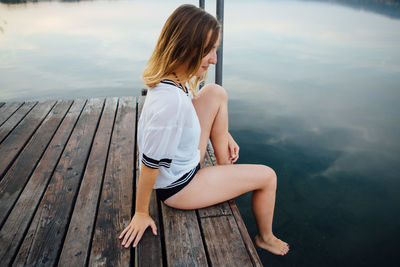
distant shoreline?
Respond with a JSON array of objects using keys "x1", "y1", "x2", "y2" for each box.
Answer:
[{"x1": 302, "y1": 0, "x2": 400, "y2": 19}]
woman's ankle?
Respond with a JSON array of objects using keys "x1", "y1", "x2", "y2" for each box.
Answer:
[{"x1": 257, "y1": 232, "x2": 274, "y2": 243}]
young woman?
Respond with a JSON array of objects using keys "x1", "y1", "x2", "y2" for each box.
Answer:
[{"x1": 119, "y1": 4, "x2": 289, "y2": 256}]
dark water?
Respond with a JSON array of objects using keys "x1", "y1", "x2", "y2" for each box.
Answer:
[{"x1": 1, "y1": 1, "x2": 399, "y2": 266}]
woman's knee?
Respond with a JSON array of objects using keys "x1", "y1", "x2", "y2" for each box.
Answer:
[
  {"x1": 202, "y1": 83, "x2": 227, "y2": 102},
  {"x1": 260, "y1": 165, "x2": 277, "y2": 190}
]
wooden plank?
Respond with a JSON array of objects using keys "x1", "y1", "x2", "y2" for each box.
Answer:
[
  {"x1": 208, "y1": 146, "x2": 262, "y2": 266},
  {"x1": 0, "y1": 100, "x2": 73, "y2": 228},
  {"x1": 135, "y1": 95, "x2": 163, "y2": 267},
  {"x1": 12, "y1": 98, "x2": 104, "y2": 266},
  {"x1": 135, "y1": 192, "x2": 163, "y2": 267},
  {"x1": 145, "y1": 89, "x2": 207, "y2": 266},
  {"x1": 196, "y1": 151, "x2": 252, "y2": 266},
  {"x1": 198, "y1": 213, "x2": 252, "y2": 266},
  {"x1": 58, "y1": 97, "x2": 118, "y2": 266},
  {"x1": 89, "y1": 97, "x2": 136, "y2": 267},
  {"x1": 208, "y1": 148, "x2": 262, "y2": 265},
  {"x1": 0, "y1": 101, "x2": 24, "y2": 126},
  {"x1": 207, "y1": 146, "x2": 262, "y2": 266},
  {"x1": 0, "y1": 102, "x2": 37, "y2": 144},
  {"x1": 0, "y1": 100, "x2": 56, "y2": 180},
  {"x1": 0, "y1": 99, "x2": 86, "y2": 266},
  {"x1": 229, "y1": 200, "x2": 262, "y2": 267},
  {"x1": 161, "y1": 203, "x2": 208, "y2": 266}
]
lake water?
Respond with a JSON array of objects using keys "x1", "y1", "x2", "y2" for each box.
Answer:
[{"x1": 1, "y1": 0, "x2": 399, "y2": 266}]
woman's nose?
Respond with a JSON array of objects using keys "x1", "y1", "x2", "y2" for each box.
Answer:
[{"x1": 209, "y1": 51, "x2": 217, "y2": 65}]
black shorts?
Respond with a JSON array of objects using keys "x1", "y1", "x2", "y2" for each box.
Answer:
[{"x1": 156, "y1": 163, "x2": 201, "y2": 202}]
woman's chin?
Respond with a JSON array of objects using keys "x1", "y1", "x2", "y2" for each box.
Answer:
[{"x1": 195, "y1": 70, "x2": 207, "y2": 78}]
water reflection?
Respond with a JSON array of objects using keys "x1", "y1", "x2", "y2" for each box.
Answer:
[
  {"x1": 303, "y1": 0, "x2": 400, "y2": 19},
  {"x1": 230, "y1": 99, "x2": 400, "y2": 266},
  {"x1": 222, "y1": 2, "x2": 400, "y2": 265},
  {"x1": 1, "y1": 0, "x2": 400, "y2": 21},
  {"x1": 224, "y1": 0, "x2": 400, "y2": 180},
  {"x1": 0, "y1": 0, "x2": 197, "y2": 101}
]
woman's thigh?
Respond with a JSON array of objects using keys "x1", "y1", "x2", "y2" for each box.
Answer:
[{"x1": 164, "y1": 164, "x2": 276, "y2": 210}]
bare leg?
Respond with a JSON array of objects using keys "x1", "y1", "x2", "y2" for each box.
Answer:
[
  {"x1": 252, "y1": 176, "x2": 290, "y2": 256},
  {"x1": 167, "y1": 84, "x2": 289, "y2": 255},
  {"x1": 192, "y1": 84, "x2": 230, "y2": 165},
  {"x1": 165, "y1": 164, "x2": 289, "y2": 255}
]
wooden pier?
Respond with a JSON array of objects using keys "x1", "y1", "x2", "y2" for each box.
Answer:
[{"x1": 0, "y1": 97, "x2": 262, "y2": 266}]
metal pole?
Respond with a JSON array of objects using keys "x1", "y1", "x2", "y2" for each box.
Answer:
[
  {"x1": 216, "y1": 0, "x2": 224, "y2": 86},
  {"x1": 199, "y1": 0, "x2": 205, "y2": 9},
  {"x1": 199, "y1": 0, "x2": 206, "y2": 89}
]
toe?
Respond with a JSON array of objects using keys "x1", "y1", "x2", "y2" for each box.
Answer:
[{"x1": 282, "y1": 246, "x2": 289, "y2": 255}]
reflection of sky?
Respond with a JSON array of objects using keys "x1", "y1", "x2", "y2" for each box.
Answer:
[
  {"x1": 223, "y1": 1, "x2": 400, "y2": 182},
  {"x1": 0, "y1": 0, "x2": 198, "y2": 100},
  {"x1": 1, "y1": 1, "x2": 400, "y2": 266},
  {"x1": 221, "y1": 2, "x2": 400, "y2": 265}
]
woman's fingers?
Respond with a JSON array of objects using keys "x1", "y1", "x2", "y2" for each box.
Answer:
[
  {"x1": 125, "y1": 229, "x2": 139, "y2": 248},
  {"x1": 234, "y1": 146, "x2": 239, "y2": 159},
  {"x1": 122, "y1": 227, "x2": 134, "y2": 246},
  {"x1": 229, "y1": 147, "x2": 236, "y2": 160},
  {"x1": 232, "y1": 155, "x2": 238, "y2": 163},
  {"x1": 232, "y1": 155, "x2": 239, "y2": 163},
  {"x1": 150, "y1": 220, "x2": 158, "y2": 236},
  {"x1": 227, "y1": 133, "x2": 240, "y2": 162},
  {"x1": 133, "y1": 230, "x2": 145, "y2": 247},
  {"x1": 228, "y1": 145, "x2": 239, "y2": 163},
  {"x1": 120, "y1": 216, "x2": 157, "y2": 248},
  {"x1": 228, "y1": 144, "x2": 234, "y2": 158},
  {"x1": 119, "y1": 226, "x2": 129, "y2": 239}
]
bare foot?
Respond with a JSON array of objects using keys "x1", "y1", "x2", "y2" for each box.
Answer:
[{"x1": 254, "y1": 234, "x2": 289, "y2": 256}]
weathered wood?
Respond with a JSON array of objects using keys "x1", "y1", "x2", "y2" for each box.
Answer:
[
  {"x1": 0, "y1": 100, "x2": 73, "y2": 228},
  {"x1": 197, "y1": 151, "x2": 253, "y2": 266},
  {"x1": 200, "y1": 214, "x2": 253, "y2": 266},
  {"x1": 135, "y1": 191, "x2": 163, "y2": 267},
  {"x1": 0, "y1": 99, "x2": 85, "y2": 266},
  {"x1": 0, "y1": 102, "x2": 37, "y2": 144},
  {"x1": 58, "y1": 97, "x2": 118, "y2": 266},
  {"x1": 89, "y1": 97, "x2": 136, "y2": 267},
  {"x1": 198, "y1": 201, "x2": 233, "y2": 218},
  {"x1": 12, "y1": 98, "x2": 104, "y2": 266},
  {"x1": 135, "y1": 95, "x2": 163, "y2": 267},
  {"x1": 0, "y1": 96, "x2": 262, "y2": 266},
  {"x1": 206, "y1": 144, "x2": 217, "y2": 165},
  {"x1": 204, "y1": 145, "x2": 262, "y2": 266},
  {"x1": 161, "y1": 204, "x2": 208, "y2": 266},
  {"x1": 0, "y1": 101, "x2": 24, "y2": 126},
  {"x1": 229, "y1": 200, "x2": 262, "y2": 267},
  {"x1": 0, "y1": 100, "x2": 56, "y2": 180}
]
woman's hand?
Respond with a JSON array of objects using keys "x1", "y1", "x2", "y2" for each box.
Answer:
[
  {"x1": 228, "y1": 132, "x2": 239, "y2": 164},
  {"x1": 119, "y1": 212, "x2": 157, "y2": 248}
]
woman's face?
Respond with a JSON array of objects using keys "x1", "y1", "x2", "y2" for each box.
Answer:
[{"x1": 195, "y1": 31, "x2": 219, "y2": 77}]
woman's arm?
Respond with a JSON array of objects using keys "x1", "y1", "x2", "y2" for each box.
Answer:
[{"x1": 119, "y1": 162, "x2": 158, "y2": 248}]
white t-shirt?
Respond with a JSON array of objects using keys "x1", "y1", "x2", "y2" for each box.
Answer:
[{"x1": 137, "y1": 80, "x2": 201, "y2": 189}]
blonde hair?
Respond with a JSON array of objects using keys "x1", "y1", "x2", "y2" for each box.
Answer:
[{"x1": 142, "y1": 4, "x2": 221, "y2": 98}]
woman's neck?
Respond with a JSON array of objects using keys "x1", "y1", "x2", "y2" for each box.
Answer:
[{"x1": 166, "y1": 70, "x2": 188, "y2": 86}]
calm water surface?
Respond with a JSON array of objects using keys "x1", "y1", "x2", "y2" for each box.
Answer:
[{"x1": 1, "y1": 1, "x2": 399, "y2": 266}]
